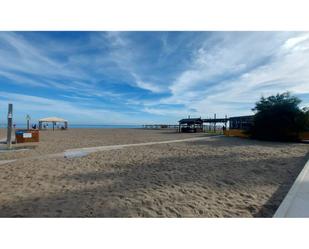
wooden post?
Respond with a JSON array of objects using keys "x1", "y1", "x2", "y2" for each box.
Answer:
[
  {"x1": 214, "y1": 113, "x2": 216, "y2": 133},
  {"x1": 7, "y1": 103, "x2": 13, "y2": 149}
]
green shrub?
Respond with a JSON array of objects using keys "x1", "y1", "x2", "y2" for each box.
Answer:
[{"x1": 250, "y1": 92, "x2": 308, "y2": 141}]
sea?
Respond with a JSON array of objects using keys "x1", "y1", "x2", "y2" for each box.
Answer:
[{"x1": 0, "y1": 124, "x2": 142, "y2": 129}]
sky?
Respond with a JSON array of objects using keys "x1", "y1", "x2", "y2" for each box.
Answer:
[{"x1": 0, "y1": 31, "x2": 309, "y2": 125}]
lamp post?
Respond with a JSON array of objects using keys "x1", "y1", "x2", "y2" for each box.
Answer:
[
  {"x1": 7, "y1": 103, "x2": 13, "y2": 149},
  {"x1": 26, "y1": 114, "x2": 31, "y2": 130}
]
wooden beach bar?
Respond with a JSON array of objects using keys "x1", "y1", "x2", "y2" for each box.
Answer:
[
  {"x1": 178, "y1": 118, "x2": 204, "y2": 133},
  {"x1": 177, "y1": 115, "x2": 252, "y2": 135}
]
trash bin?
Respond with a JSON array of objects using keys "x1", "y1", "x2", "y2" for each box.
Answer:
[{"x1": 15, "y1": 129, "x2": 40, "y2": 143}]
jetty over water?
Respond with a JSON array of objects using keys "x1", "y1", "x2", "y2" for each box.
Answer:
[
  {"x1": 142, "y1": 124, "x2": 179, "y2": 129},
  {"x1": 143, "y1": 115, "x2": 255, "y2": 133}
]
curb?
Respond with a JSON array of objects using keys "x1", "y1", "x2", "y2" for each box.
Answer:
[{"x1": 274, "y1": 157, "x2": 309, "y2": 217}]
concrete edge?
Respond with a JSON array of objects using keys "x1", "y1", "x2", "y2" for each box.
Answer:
[
  {"x1": 273, "y1": 157, "x2": 309, "y2": 217},
  {"x1": 0, "y1": 159, "x2": 17, "y2": 165},
  {"x1": 0, "y1": 135, "x2": 223, "y2": 162},
  {"x1": 64, "y1": 135, "x2": 224, "y2": 156}
]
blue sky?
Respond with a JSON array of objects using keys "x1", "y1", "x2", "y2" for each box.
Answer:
[{"x1": 0, "y1": 31, "x2": 309, "y2": 124}]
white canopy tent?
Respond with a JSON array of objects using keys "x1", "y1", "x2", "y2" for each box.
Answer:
[{"x1": 38, "y1": 117, "x2": 68, "y2": 130}]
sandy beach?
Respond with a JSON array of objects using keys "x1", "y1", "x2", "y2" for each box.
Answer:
[
  {"x1": 0, "y1": 128, "x2": 206, "y2": 160},
  {"x1": 0, "y1": 128, "x2": 308, "y2": 217}
]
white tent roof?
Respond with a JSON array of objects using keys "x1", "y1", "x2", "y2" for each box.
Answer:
[{"x1": 39, "y1": 117, "x2": 68, "y2": 122}]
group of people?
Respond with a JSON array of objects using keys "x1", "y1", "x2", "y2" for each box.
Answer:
[
  {"x1": 13, "y1": 124, "x2": 65, "y2": 130},
  {"x1": 42, "y1": 123, "x2": 65, "y2": 130},
  {"x1": 12, "y1": 123, "x2": 64, "y2": 130}
]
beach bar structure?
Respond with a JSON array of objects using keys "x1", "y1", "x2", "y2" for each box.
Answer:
[
  {"x1": 229, "y1": 115, "x2": 254, "y2": 130},
  {"x1": 178, "y1": 118, "x2": 204, "y2": 133},
  {"x1": 38, "y1": 117, "x2": 68, "y2": 130},
  {"x1": 202, "y1": 115, "x2": 228, "y2": 132},
  {"x1": 223, "y1": 115, "x2": 254, "y2": 137},
  {"x1": 178, "y1": 115, "x2": 229, "y2": 133},
  {"x1": 178, "y1": 115, "x2": 254, "y2": 134}
]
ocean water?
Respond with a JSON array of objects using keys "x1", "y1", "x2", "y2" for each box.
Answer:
[
  {"x1": 0, "y1": 124, "x2": 142, "y2": 129},
  {"x1": 69, "y1": 124, "x2": 142, "y2": 129}
]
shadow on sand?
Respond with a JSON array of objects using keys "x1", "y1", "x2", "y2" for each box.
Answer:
[
  {"x1": 188, "y1": 136, "x2": 306, "y2": 149},
  {"x1": 254, "y1": 152, "x2": 309, "y2": 217},
  {"x1": 0, "y1": 149, "x2": 308, "y2": 218}
]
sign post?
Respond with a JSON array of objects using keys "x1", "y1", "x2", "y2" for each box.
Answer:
[
  {"x1": 7, "y1": 103, "x2": 13, "y2": 149},
  {"x1": 26, "y1": 114, "x2": 31, "y2": 130}
]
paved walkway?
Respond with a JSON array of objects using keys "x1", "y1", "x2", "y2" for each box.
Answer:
[
  {"x1": 0, "y1": 134, "x2": 15, "y2": 143},
  {"x1": 0, "y1": 159, "x2": 16, "y2": 165},
  {"x1": 274, "y1": 158, "x2": 309, "y2": 217},
  {"x1": 2, "y1": 134, "x2": 309, "y2": 217},
  {"x1": 64, "y1": 135, "x2": 221, "y2": 158},
  {"x1": 0, "y1": 135, "x2": 222, "y2": 164}
]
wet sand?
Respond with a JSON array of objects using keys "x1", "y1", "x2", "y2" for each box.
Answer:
[{"x1": 0, "y1": 128, "x2": 308, "y2": 217}]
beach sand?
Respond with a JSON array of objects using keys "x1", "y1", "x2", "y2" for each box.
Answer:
[
  {"x1": 0, "y1": 128, "x2": 308, "y2": 217},
  {"x1": 0, "y1": 128, "x2": 205, "y2": 160}
]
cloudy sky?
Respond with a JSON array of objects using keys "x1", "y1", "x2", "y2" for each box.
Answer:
[{"x1": 0, "y1": 31, "x2": 309, "y2": 124}]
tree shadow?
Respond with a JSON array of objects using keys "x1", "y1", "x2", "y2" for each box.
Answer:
[
  {"x1": 253, "y1": 152, "x2": 309, "y2": 217},
  {"x1": 0, "y1": 151, "x2": 307, "y2": 217},
  {"x1": 187, "y1": 136, "x2": 304, "y2": 149}
]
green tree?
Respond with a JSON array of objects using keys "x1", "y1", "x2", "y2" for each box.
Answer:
[{"x1": 250, "y1": 92, "x2": 308, "y2": 141}]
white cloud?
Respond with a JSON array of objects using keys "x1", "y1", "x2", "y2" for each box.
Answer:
[
  {"x1": 0, "y1": 70, "x2": 47, "y2": 87},
  {"x1": 0, "y1": 32, "x2": 78, "y2": 79},
  {"x1": 0, "y1": 32, "x2": 99, "y2": 105},
  {"x1": 1, "y1": 32, "x2": 309, "y2": 123},
  {"x1": 103, "y1": 32, "x2": 167, "y2": 93},
  {"x1": 159, "y1": 32, "x2": 309, "y2": 118},
  {"x1": 130, "y1": 73, "x2": 165, "y2": 93},
  {"x1": 143, "y1": 107, "x2": 197, "y2": 117},
  {"x1": 0, "y1": 91, "x2": 143, "y2": 124},
  {"x1": 135, "y1": 79, "x2": 164, "y2": 93},
  {"x1": 283, "y1": 33, "x2": 309, "y2": 50}
]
